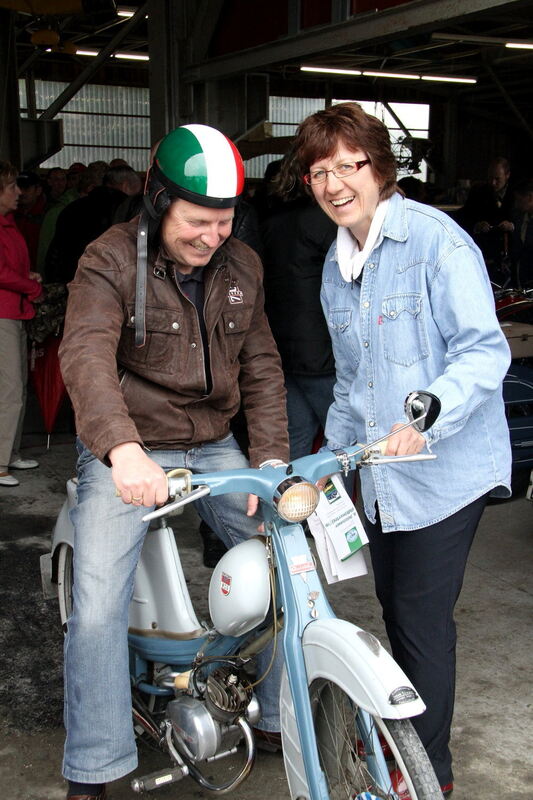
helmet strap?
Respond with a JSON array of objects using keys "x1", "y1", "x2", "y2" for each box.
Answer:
[
  {"x1": 142, "y1": 192, "x2": 160, "y2": 220},
  {"x1": 135, "y1": 209, "x2": 149, "y2": 348},
  {"x1": 135, "y1": 188, "x2": 168, "y2": 348}
]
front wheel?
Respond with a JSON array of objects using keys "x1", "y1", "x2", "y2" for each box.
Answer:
[{"x1": 309, "y1": 678, "x2": 442, "y2": 800}]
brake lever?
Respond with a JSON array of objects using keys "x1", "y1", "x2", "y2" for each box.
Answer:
[
  {"x1": 142, "y1": 485, "x2": 211, "y2": 522},
  {"x1": 360, "y1": 453, "x2": 437, "y2": 466}
]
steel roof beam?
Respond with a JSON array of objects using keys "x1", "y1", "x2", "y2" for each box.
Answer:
[
  {"x1": 183, "y1": 0, "x2": 529, "y2": 83},
  {"x1": 39, "y1": 2, "x2": 148, "y2": 121}
]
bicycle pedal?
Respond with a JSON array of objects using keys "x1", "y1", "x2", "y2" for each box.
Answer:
[{"x1": 131, "y1": 765, "x2": 188, "y2": 793}]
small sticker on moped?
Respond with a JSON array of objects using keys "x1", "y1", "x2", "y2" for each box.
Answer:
[
  {"x1": 289, "y1": 556, "x2": 315, "y2": 575},
  {"x1": 220, "y1": 572, "x2": 232, "y2": 595}
]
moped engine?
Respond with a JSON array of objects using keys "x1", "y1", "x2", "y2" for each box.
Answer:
[{"x1": 167, "y1": 666, "x2": 260, "y2": 762}]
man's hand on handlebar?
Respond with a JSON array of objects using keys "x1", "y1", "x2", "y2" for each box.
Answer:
[{"x1": 110, "y1": 442, "x2": 169, "y2": 507}]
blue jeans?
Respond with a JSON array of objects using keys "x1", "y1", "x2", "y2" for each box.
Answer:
[
  {"x1": 284, "y1": 372, "x2": 336, "y2": 459},
  {"x1": 63, "y1": 434, "x2": 281, "y2": 784}
]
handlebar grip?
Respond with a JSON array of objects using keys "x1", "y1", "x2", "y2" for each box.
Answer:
[{"x1": 142, "y1": 484, "x2": 211, "y2": 523}]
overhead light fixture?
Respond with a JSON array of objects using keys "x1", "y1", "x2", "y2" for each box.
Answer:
[
  {"x1": 363, "y1": 70, "x2": 419, "y2": 80},
  {"x1": 301, "y1": 66, "x2": 362, "y2": 76},
  {"x1": 432, "y1": 32, "x2": 533, "y2": 49},
  {"x1": 75, "y1": 48, "x2": 149, "y2": 61},
  {"x1": 506, "y1": 42, "x2": 533, "y2": 50},
  {"x1": 301, "y1": 65, "x2": 476, "y2": 84},
  {"x1": 422, "y1": 75, "x2": 476, "y2": 84},
  {"x1": 114, "y1": 52, "x2": 149, "y2": 61},
  {"x1": 116, "y1": 6, "x2": 148, "y2": 19}
]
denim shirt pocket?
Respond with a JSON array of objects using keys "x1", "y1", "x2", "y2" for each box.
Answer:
[
  {"x1": 327, "y1": 308, "x2": 361, "y2": 368},
  {"x1": 381, "y1": 293, "x2": 429, "y2": 367}
]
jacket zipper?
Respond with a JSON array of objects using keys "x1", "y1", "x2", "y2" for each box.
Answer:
[{"x1": 175, "y1": 279, "x2": 210, "y2": 395}]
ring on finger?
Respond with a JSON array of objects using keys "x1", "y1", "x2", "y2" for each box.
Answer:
[{"x1": 131, "y1": 495, "x2": 143, "y2": 502}]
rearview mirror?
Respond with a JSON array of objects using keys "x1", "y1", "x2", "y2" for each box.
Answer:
[{"x1": 404, "y1": 391, "x2": 441, "y2": 433}]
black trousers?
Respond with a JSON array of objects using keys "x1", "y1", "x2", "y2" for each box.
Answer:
[{"x1": 365, "y1": 494, "x2": 488, "y2": 786}]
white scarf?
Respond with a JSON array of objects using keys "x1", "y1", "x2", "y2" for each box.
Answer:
[{"x1": 336, "y1": 198, "x2": 390, "y2": 283}]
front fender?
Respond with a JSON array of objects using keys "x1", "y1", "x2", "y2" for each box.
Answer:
[
  {"x1": 280, "y1": 618, "x2": 426, "y2": 800},
  {"x1": 302, "y1": 618, "x2": 426, "y2": 719}
]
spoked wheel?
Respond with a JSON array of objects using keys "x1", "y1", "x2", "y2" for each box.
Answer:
[
  {"x1": 310, "y1": 678, "x2": 443, "y2": 800},
  {"x1": 57, "y1": 542, "x2": 74, "y2": 627}
]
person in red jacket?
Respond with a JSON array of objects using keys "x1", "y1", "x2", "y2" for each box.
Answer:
[
  {"x1": 0, "y1": 161, "x2": 43, "y2": 486},
  {"x1": 14, "y1": 170, "x2": 46, "y2": 270}
]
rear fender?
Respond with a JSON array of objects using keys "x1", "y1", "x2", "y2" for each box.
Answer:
[{"x1": 50, "y1": 479, "x2": 77, "y2": 580}]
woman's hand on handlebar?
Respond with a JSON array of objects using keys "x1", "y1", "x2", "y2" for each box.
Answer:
[
  {"x1": 385, "y1": 423, "x2": 425, "y2": 456},
  {"x1": 109, "y1": 442, "x2": 169, "y2": 507}
]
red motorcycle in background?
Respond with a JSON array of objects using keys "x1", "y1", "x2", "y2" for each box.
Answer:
[{"x1": 494, "y1": 287, "x2": 533, "y2": 326}]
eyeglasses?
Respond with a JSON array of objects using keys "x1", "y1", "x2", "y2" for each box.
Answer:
[{"x1": 303, "y1": 159, "x2": 371, "y2": 185}]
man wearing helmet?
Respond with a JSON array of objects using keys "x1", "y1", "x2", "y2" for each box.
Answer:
[{"x1": 58, "y1": 125, "x2": 289, "y2": 800}]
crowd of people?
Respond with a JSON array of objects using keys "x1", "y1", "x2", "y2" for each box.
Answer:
[{"x1": 0, "y1": 105, "x2": 520, "y2": 800}]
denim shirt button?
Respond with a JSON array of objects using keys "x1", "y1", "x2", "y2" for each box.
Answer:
[
  {"x1": 363, "y1": 341, "x2": 369, "y2": 347},
  {"x1": 368, "y1": 381, "x2": 373, "y2": 388},
  {"x1": 369, "y1": 421, "x2": 375, "y2": 427},
  {"x1": 389, "y1": 311, "x2": 396, "y2": 318},
  {"x1": 363, "y1": 301, "x2": 370, "y2": 309}
]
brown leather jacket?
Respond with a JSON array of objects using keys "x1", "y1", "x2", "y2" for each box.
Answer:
[{"x1": 59, "y1": 219, "x2": 289, "y2": 466}]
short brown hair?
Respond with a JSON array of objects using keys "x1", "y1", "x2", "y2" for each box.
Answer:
[
  {"x1": 291, "y1": 102, "x2": 398, "y2": 200},
  {"x1": 0, "y1": 161, "x2": 18, "y2": 192}
]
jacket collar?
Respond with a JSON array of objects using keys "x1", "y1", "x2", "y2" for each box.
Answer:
[
  {"x1": 0, "y1": 212, "x2": 16, "y2": 228},
  {"x1": 380, "y1": 191, "x2": 409, "y2": 243}
]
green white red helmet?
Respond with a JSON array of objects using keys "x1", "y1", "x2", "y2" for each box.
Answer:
[{"x1": 149, "y1": 123, "x2": 245, "y2": 211}]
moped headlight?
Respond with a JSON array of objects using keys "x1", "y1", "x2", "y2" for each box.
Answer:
[{"x1": 274, "y1": 478, "x2": 320, "y2": 522}]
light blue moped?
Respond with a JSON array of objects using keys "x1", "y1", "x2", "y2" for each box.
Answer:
[{"x1": 48, "y1": 391, "x2": 444, "y2": 800}]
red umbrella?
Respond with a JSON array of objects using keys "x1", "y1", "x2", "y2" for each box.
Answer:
[{"x1": 29, "y1": 335, "x2": 67, "y2": 448}]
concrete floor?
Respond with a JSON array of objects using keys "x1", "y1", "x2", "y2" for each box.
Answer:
[{"x1": 0, "y1": 429, "x2": 531, "y2": 800}]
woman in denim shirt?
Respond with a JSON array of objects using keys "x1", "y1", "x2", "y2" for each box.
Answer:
[{"x1": 289, "y1": 103, "x2": 512, "y2": 797}]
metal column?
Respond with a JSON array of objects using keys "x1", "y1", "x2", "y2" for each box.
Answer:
[
  {"x1": 0, "y1": 10, "x2": 21, "y2": 165},
  {"x1": 147, "y1": 0, "x2": 186, "y2": 145}
]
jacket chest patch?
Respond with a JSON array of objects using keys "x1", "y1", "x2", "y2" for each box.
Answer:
[{"x1": 228, "y1": 284, "x2": 244, "y2": 304}]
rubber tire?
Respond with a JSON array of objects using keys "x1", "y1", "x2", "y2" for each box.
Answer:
[
  {"x1": 309, "y1": 677, "x2": 443, "y2": 800},
  {"x1": 57, "y1": 542, "x2": 74, "y2": 628}
]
